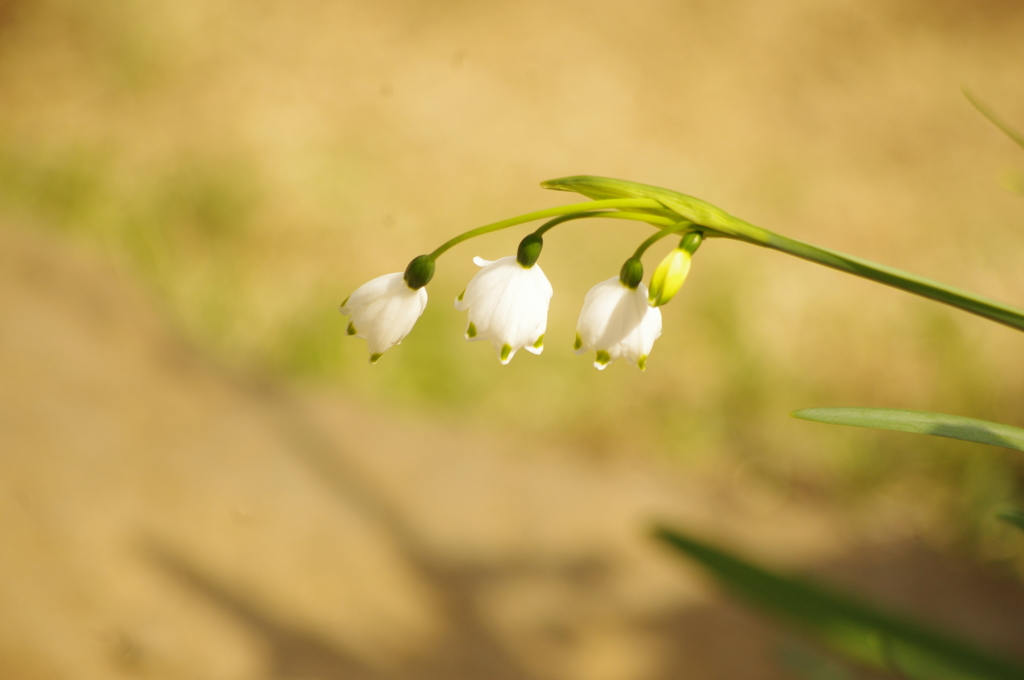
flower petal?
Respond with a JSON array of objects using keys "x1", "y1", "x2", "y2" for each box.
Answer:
[
  {"x1": 575, "y1": 278, "x2": 661, "y2": 370},
  {"x1": 456, "y1": 256, "x2": 552, "y2": 364},
  {"x1": 340, "y1": 272, "x2": 428, "y2": 359}
]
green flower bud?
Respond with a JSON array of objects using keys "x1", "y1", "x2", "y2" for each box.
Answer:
[
  {"x1": 648, "y1": 249, "x2": 691, "y2": 306},
  {"x1": 619, "y1": 257, "x2": 643, "y2": 289},
  {"x1": 403, "y1": 254, "x2": 435, "y2": 289},
  {"x1": 517, "y1": 232, "x2": 544, "y2": 268},
  {"x1": 648, "y1": 232, "x2": 702, "y2": 306}
]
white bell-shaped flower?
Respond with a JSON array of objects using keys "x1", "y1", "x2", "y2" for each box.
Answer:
[
  {"x1": 455, "y1": 256, "x2": 553, "y2": 364},
  {"x1": 340, "y1": 272, "x2": 428, "y2": 363},
  {"x1": 574, "y1": 277, "x2": 662, "y2": 370}
]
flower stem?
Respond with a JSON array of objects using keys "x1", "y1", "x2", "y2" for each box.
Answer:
[
  {"x1": 533, "y1": 211, "x2": 604, "y2": 236},
  {"x1": 532, "y1": 209, "x2": 681, "y2": 237},
  {"x1": 428, "y1": 198, "x2": 665, "y2": 260},
  {"x1": 632, "y1": 221, "x2": 694, "y2": 260}
]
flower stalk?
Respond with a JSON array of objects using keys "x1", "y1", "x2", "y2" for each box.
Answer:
[{"x1": 427, "y1": 198, "x2": 670, "y2": 260}]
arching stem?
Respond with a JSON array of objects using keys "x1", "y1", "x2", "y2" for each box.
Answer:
[
  {"x1": 428, "y1": 198, "x2": 665, "y2": 260},
  {"x1": 632, "y1": 221, "x2": 694, "y2": 260}
]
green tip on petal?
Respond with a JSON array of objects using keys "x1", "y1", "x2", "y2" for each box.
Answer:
[
  {"x1": 500, "y1": 344, "x2": 512, "y2": 362},
  {"x1": 341, "y1": 295, "x2": 350, "y2": 308},
  {"x1": 369, "y1": 353, "x2": 383, "y2": 364},
  {"x1": 573, "y1": 333, "x2": 583, "y2": 350},
  {"x1": 457, "y1": 290, "x2": 465, "y2": 302},
  {"x1": 466, "y1": 322, "x2": 477, "y2": 338},
  {"x1": 637, "y1": 355, "x2": 647, "y2": 371},
  {"x1": 533, "y1": 335, "x2": 544, "y2": 349},
  {"x1": 595, "y1": 350, "x2": 611, "y2": 365},
  {"x1": 346, "y1": 322, "x2": 357, "y2": 336}
]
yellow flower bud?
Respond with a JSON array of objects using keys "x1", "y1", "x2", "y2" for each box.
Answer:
[{"x1": 648, "y1": 247, "x2": 692, "y2": 307}]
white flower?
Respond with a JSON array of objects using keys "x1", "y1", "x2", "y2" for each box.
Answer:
[
  {"x1": 340, "y1": 273, "x2": 428, "y2": 363},
  {"x1": 574, "y1": 277, "x2": 662, "y2": 370},
  {"x1": 454, "y1": 256, "x2": 553, "y2": 364}
]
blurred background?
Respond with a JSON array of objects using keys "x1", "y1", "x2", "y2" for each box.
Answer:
[{"x1": 2, "y1": 0, "x2": 1024, "y2": 678}]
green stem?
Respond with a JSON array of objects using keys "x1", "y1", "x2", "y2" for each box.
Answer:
[
  {"x1": 543, "y1": 175, "x2": 1024, "y2": 333},
  {"x1": 632, "y1": 221, "x2": 693, "y2": 259},
  {"x1": 533, "y1": 211, "x2": 607, "y2": 236},
  {"x1": 532, "y1": 210, "x2": 681, "y2": 237},
  {"x1": 427, "y1": 198, "x2": 664, "y2": 260}
]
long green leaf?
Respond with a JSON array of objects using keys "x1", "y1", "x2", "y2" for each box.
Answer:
[
  {"x1": 790, "y1": 407, "x2": 1024, "y2": 453},
  {"x1": 653, "y1": 525, "x2": 1024, "y2": 680},
  {"x1": 542, "y1": 175, "x2": 1024, "y2": 333}
]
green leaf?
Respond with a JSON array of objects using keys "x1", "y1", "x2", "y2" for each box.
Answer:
[
  {"x1": 542, "y1": 175, "x2": 1024, "y2": 333},
  {"x1": 998, "y1": 508, "x2": 1024, "y2": 533},
  {"x1": 653, "y1": 525, "x2": 1024, "y2": 680},
  {"x1": 791, "y1": 407, "x2": 1024, "y2": 453}
]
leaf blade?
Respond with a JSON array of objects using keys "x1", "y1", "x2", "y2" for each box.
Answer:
[
  {"x1": 653, "y1": 525, "x2": 1024, "y2": 680},
  {"x1": 791, "y1": 407, "x2": 1024, "y2": 453}
]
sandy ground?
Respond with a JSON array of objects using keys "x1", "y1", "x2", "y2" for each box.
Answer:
[{"x1": 3, "y1": 222, "x2": 1024, "y2": 680}]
